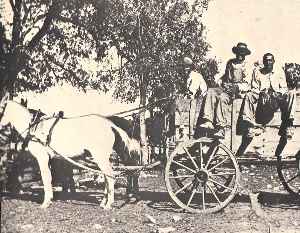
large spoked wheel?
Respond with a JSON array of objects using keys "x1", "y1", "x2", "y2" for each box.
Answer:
[
  {"x1": 165, "y1": 138, "x2": 240, "y2": 214},
  {"x1": 276, "y1": 152, "x2": 300, "y2": 198}
]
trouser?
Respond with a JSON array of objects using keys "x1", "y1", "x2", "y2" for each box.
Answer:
[
  {"x1": 237, "y1": 90, "x2": 297, "y2": 136},
  {"x1": 201, "y1": 87, "x2": 231, "y2": 128},
  {"x1": 189, "y1": 96, "x2": 203, "y2": 130}
]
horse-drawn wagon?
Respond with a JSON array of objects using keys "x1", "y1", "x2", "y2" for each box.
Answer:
[
  {"x1": 148, "y1": 93, "x2": 300, "y2": 214},
  {"x1": 0, "y1": 90, "x2": 299, "y2": 214}
]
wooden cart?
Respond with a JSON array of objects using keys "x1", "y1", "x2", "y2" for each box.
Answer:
[{"x1": 161, "y1": 95, "x2": 300, "y2": 214}]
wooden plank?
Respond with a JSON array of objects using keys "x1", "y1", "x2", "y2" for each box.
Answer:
[{"x1": 230, "y1": 96, "x2": 300, "y2": 157}]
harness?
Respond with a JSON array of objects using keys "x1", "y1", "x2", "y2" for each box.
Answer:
[
  {"x1": 4, "y1": 96, "x2": 173, "y2": 179},
  {"x1": 20, "y1": 111, "x2": 63, "y2": 150}
]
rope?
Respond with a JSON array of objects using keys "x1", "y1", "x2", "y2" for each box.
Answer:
[
  {"x1": 47, "y1": 145, "x2": 108, "y2": 176},
  {"x1": 5, "y1": 96, "x2": 173, "y2": 180}
]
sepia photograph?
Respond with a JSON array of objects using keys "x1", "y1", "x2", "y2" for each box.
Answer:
[{"x1": 0, "y1": 0, "x2": 299, "y2": 232}]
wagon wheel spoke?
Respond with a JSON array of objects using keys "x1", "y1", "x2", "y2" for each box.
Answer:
[
  {"x1": 183, "y1": 146, "x2": 199, "y2": 170},
  {"x1": 186, "y1": 187, "x2": 197, "y2": 207},
  {"x1": 208, "y1": 178, "x2": 233, "y2": 192},
  {"x1": 165, "y1": 141, "x2": 240, "y2": 214},
  {"x1": 202, "y1": 185, "x2": 206, "y2": 210},
  {"x1": 286, "y1": 173, "x2": 300, "y2": 184},
  {"x1": 277, "y1": 155, "x2": 300, "y2": 197},
  {"x1": 208, "y1": 157, "x2": 229, "y2": 172},
  {"x1": 175, "y1": 181, "x2": 193, "y2": 195},
  {"x1": 173, "y1": 160, "x2": 197, "y2": 174},
  {"x1": 169, "y1": 175, "x2": 195, "y2": 179},
  {"x1": 204, "y1": 145, "x2": 219, "y2": 169},
  {"x1": 198, "y1": 142, "x2": 203, "y2": 168},
  {"x1": 207, "y1": 183, "x2": 221, "y2": 205},
  {"x1": 211, "y1": 172, "x2": 236, "y2": 176}
]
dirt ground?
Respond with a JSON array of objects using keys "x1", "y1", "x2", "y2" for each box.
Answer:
[{"x1": 1, "y1": 165, "x2": 300, "y2": 233}]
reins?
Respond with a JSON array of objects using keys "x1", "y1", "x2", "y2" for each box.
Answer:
[{"x1": 4, "y1": 96, "x2": 174, "y2": 179}]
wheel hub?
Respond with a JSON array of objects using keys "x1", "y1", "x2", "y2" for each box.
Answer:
[{"x1": 195, "y1": 169, "x2": 209, "y2": 184}]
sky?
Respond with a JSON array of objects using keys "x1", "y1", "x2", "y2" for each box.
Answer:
[
  {"x1": 4, "y1": 0, "x2": 300, "y2": 114},
  {"x1": 203, "y1": 0, "x2": 300, "y2": 72}
]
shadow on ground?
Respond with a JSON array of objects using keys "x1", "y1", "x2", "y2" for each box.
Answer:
[{"x1": 2, "y1": 188, "x2": 299, "y2": 212}]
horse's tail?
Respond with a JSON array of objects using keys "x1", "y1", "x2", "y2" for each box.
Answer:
[{"x1": 109, "y1": 122, "x2": 141, "y2": 163}]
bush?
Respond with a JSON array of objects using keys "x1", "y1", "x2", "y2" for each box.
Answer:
[{"x1": 284, "y1": 63, "x2": 300, "y2": 89}]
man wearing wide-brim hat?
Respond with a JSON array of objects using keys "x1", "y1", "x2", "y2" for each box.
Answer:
[{"x1": 197, "y1": 42, "x2": 252, "y2": 138}]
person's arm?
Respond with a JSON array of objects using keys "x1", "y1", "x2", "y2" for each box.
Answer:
[
  {"x1": 222, "y1": 61, "x2": 231, "y2": 85},
  {"x1": 198, "y1": 72, "x2": 208, "y2": 96},
  {"x1": 251, "y1": 68, "x2": 260, "y2": 94},
  {"x1": 187, "y1": 71, "x2": 207, "y2": 98},
  {"x1": 278, "y1": 69, "x2": 289, "y2": 94},
  {"x1": 237, "y1": 62, "x2": 252, "y2": 92},
  {"x1": 214, "y1": 60, "x2": 229, "y2": 86}
]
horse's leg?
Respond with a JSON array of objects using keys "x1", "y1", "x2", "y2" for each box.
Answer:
[
  {"x1": 105, "y1": 171, "x2": 115, "y2": 208},
  {"x1": 28, "y1": 142, "x2": 53, "y2": 208},
  {"x1": 126, "y1": 154, "x2": 140, "y2": 200},
  {"x1": 100, "y1": 176, "x2": 108, "y2": 208},
  {"x1": 93, "y1": 148, "x2": 114, "y2": 209}
]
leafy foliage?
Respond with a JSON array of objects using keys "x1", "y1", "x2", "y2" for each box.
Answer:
[
  {"x1": 90, "y1": 0, "x2": 215, "y2": 102},
  {"x1": 1, "y1": 0, "x2": 216, "y2": 101},
  {"x1": 1, "y1": 0, "x2": 111, "y2": 93},
  {"x1": 284, "y1": 63, "x2": 300, "y2": 90}
]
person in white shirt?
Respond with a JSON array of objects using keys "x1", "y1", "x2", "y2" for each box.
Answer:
[
  {"x1": 183, "y1": 57, "x2": 208, "y2": 136},
  {"x1": 235, "y1": 53, "x2": 297, "y2": 157}
]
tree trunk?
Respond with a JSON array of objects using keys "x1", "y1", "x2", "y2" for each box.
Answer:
[{"x1": 139, "y1": 74, "x2": 149, "y2": 165}]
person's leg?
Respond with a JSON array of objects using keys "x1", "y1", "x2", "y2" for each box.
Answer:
[
  {"x1": 190, "y1": 96, "x2": 204, "y2": 137},
  {"x1": 200, "y1": 88, "x2": 223, "y2": 128},
  {"x1": 235, "y1": 92, "x2": 259, "y2": 156},
  {"x1": 215, "y1": 91, "x2": 231, "y2": 128},
  {"x1": 240, "y1": 92, "x2": 259, "y2": 126},
  {"x1": 189, "y1": 99, "x2": 197, "y2": 135},
  {"x1": 235, "y1": 135, "x2": 253, "y2": 157},
  {"x1": 213, "y1": 91, "x2": 231, "y2": 138},
  {"x1": 278, "y1": 90, "x2": 297, "y2": 138}
]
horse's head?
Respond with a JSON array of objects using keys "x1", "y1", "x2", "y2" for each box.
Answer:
[{"x1": 0, "y1": 100, "x2": 32, "y2": 136}]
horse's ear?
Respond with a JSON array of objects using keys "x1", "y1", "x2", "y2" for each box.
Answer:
[
  {"x1": 0, "y1": 90, "x2": 9, "y2": 106},
  {"x1": 20, "y1": 98, "x2": 28, "y2": 107}
]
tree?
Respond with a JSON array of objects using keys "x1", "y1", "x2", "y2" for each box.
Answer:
[
  {"x1": 93, "y1": 0, "x2": 214, "y2": 162},
  {"x1": 284, "y1": 63, "x2": 300, "y2": 90},
  {"x1": 1, "y1": 0, "x2": 216, "y2": 163},
  {"x1": 0, "y1": 0, "x2": 113, "y2": 96}
]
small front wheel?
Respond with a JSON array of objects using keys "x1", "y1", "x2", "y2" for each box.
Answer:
[{"x1": 165, "y1": 138, "x2": 240, "y2": 214}]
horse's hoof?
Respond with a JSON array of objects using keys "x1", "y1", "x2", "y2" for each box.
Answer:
[
  {"x1": 101, "y1": 205, "x2": 112, "y2": 210},
  {"x1": 100, "y1": 200, "x2": 107, "y2": 208},
  {"x1": 40, "y1": 201, "x2": 52, "y2": 209}
]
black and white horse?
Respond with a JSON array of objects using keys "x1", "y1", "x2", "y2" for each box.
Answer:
[{"x1": 0, "y1": 99, "x2": 142, "y2": 209}]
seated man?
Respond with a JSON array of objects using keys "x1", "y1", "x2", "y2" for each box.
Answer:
[
  {"x1": 184, "y1": 56, "x2": 208, "y2": 136},
  {"x1": 236, "y1": 53, "x2": 297, "y2": 156},
  {"x1": 199, "y1": 42, "x2": 252, "y2": 138}
]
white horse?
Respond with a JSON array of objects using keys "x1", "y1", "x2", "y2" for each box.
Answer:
[{"x1": 0, "y1": 100, "x2": 141, "y2": 209}]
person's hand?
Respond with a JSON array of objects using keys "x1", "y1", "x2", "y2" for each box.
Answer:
[
  {"x1": 272, "y1": 91, "x2": 282, "y2": 99},
  {"x1": 222, "y1": 82, "x2": 232, "y2": 90},
  {"x1": 185, "y1": 91, "x2": 193, "y2": 99}
]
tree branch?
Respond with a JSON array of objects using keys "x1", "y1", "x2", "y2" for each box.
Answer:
[
  {"x1": 27, "y1": 2, "x2": 58, "y2": 51},
  {"x1": 56, "y1": 15, "x2": 99, "y2": 43}
]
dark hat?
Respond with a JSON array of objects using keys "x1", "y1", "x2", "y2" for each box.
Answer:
[
  {"x1": 183, "y1": 57, "x2": 193, "y2": 65},
  {"x1": 232, "y1": 42, "x2": 251, "y2": 55}
]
